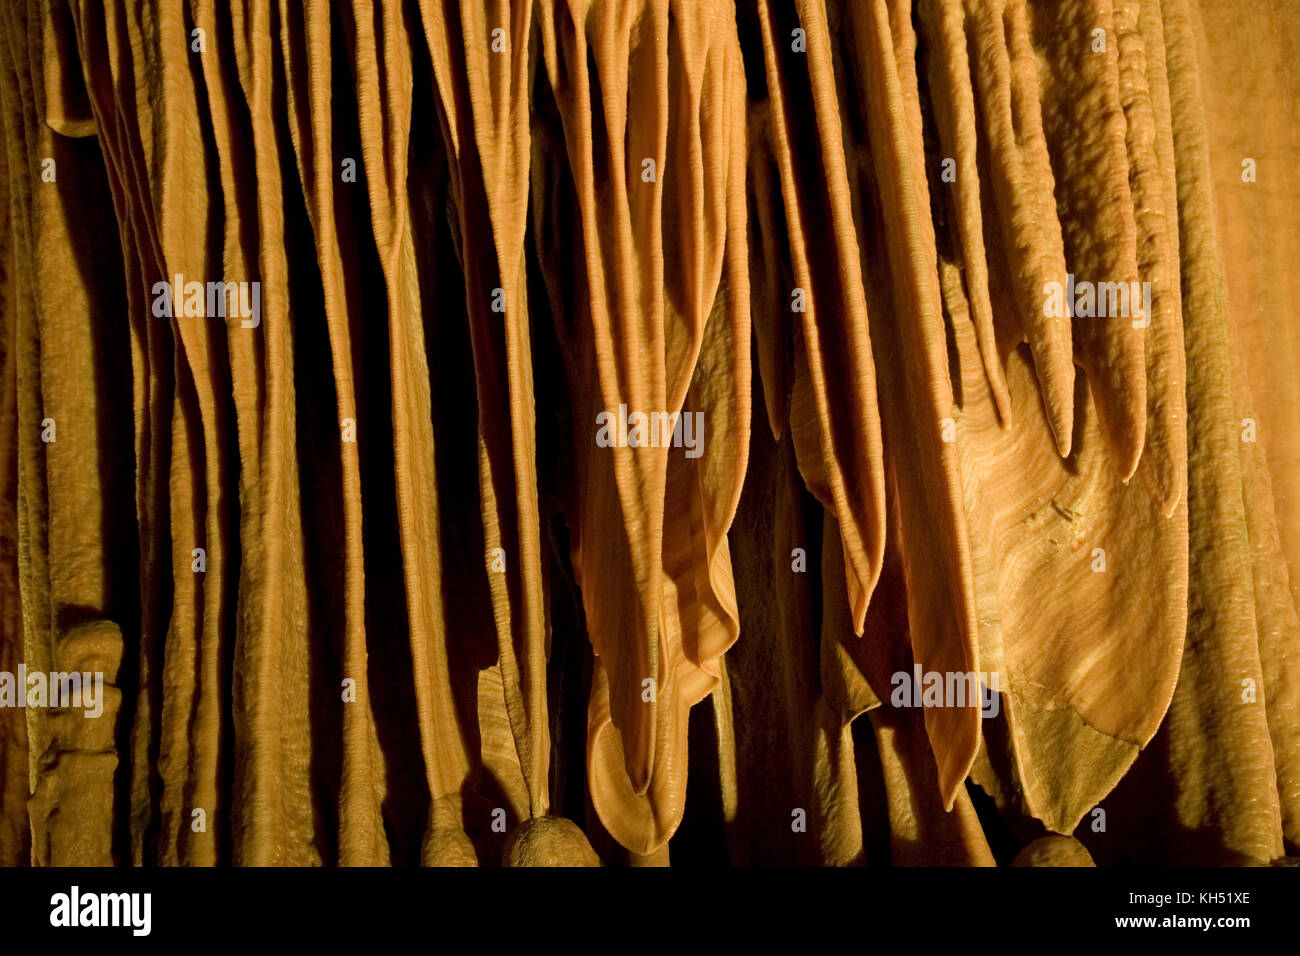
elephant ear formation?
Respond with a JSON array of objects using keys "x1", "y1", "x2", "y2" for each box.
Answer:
[{"x1": 0, "y1": 0, "x2": 1296, "y2": 867}]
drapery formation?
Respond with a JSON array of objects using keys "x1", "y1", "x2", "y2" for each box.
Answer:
[{"x1": 0, "y1": 0, "x2": 1297, "y2": 866}]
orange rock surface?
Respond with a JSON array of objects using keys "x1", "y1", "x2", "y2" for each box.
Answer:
[{"x1": 0, "y1": 0, "x2": 1296, "y2": 866}]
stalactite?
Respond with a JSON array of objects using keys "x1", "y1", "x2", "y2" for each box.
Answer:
[{"x1": 0, "y1": 0, "x2": 1297, "y2": 868}]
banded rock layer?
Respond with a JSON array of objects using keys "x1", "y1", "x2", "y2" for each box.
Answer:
[{"x1": 0, "y1": 0, "x2": 1297, "y2": 866}]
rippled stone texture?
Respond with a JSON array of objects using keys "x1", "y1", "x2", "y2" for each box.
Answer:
[{"x1": 0, "y1": 0, "x2": 1296, "y2": 866}]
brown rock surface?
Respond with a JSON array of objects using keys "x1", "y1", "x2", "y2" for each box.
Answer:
[{"x1": 0, "y1": 0, "x2": 1296, "y2": 866}]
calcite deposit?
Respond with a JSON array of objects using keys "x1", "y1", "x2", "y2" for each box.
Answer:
[{"x1": 0, "y1": 0, "x2": 1296, "y2": 867}]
